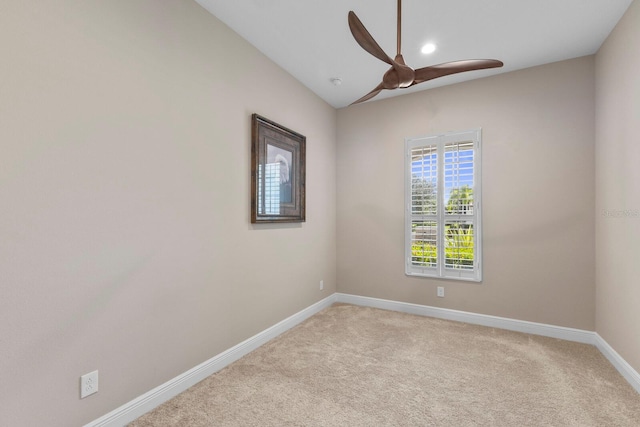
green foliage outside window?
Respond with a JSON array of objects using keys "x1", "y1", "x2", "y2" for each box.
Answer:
[
  {"x1": 445, "y1": 225, "x2": 474, "y2": 268},
  {"x1": 446, "y1": 185, "x2": 473, "y2": 214},
  {"x1": 412, "y1": 226, "x2": 474, "y2": 268},
  {"x1": 411, "y1": 180, "x2": 474, "y2": 269}
]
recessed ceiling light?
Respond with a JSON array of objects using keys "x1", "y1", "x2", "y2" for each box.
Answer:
[
  {"x1": 330, "y1": 77, "x2": 342, "y2": 86},
  {"x1": 421, "y1": 43, "x2": 437, "y2": 54}
]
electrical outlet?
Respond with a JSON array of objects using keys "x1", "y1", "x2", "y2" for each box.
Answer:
[
  {"x1": 319, "y1": 280, "x2": 324, "y2": 290},
  {"x1": 80, "y1": 370, "x2": 99, "y2": 399},
  {"x1": 437, "y1": 287, "x2": 445, "y2": 298}
]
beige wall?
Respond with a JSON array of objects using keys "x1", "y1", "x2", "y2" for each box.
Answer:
[
  {"x1": 595, "y1": 0, "x2": 640, "y2": 373},
  {"x1": 2, "y1": 0, "x2": 638, "y2": 424},
  {"x1": 0, "y1": 1, "x2": 336, "y2": 425},
  {"x1": 337, "y1": 56, "x2": 596, "y2": 330}
]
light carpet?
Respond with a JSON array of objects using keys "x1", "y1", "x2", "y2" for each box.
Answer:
[{"x1": 129, "y1": 303, "x2": 640, "y2": 426}]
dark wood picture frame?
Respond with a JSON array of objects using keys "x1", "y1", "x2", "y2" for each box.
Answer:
[{"x1": 251, "y1": 114, "x2": 306, "y2": 223}]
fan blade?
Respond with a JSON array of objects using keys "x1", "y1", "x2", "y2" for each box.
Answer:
[
  {"x1": 348, "y1": 11, "x2": 393, "y2": 65},
  {"x1": 351, "y1": 83, "x2": 385, "y2": 105},
  {"x1": 413, "y1": 59, "x2": 503, "y2": 85}
]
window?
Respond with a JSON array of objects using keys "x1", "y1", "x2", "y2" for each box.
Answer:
[{"x1": 405, "y1": 129, "x2": 482, "y2": 282}]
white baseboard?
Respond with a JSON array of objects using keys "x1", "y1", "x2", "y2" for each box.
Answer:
[
  {"x1": 87, "y1": 292, "x2": 640, "y2": 426},
  {"x1": 595, "y1": 333, "x2": 640, "y2": 394},
  {"x1": 85, "y1": 294, "x2": 337, "y2": 427},
  {"x1": 335, "y1": 293, "x2": 596, "y2": 344},
  {"x1": 335, "y1": 293, "x2": 640, "y2": 394}
]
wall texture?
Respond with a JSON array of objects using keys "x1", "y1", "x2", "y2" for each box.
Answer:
[
  {"x1": 337, "y1": 56, "x2": 596, "y2": 331},
  {"x1": 0, "y1": 1, "x2": 336, "y2": 425},
  {"x1": 595, "y1": 0, "x2": 640, "y2": 374},
  {"x1": 2, "y1": 0, "x2": 638, "y2": 424}
]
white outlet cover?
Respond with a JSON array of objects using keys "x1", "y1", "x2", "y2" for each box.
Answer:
[
  {"x1": 80, "y1": 370, "x2": 99, "y2": 399},
  {"x1": 437, "y1": 287, "x2": 445, "y2": 297}
]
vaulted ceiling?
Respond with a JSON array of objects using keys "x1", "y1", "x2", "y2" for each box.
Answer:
[{"x1": 196, "y1": 0, "x2": 633, "y2": 108}]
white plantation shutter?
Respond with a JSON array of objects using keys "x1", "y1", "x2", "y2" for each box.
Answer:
[{"x1": 405, "y1": 129, "x2": 482, "y2": 282}]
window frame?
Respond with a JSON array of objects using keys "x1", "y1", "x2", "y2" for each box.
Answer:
[{"x1": 405, "y1": 129, "x2": 483, "y2": 282}]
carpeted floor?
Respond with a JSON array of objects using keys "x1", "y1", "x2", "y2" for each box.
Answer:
[{"x1": 129, "y1": 304, "x2": 640, "y2": 426}]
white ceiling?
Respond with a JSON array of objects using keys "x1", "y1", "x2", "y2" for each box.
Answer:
[{"x1": 195, "y1": 0, "x2": 632, "y2": 109}]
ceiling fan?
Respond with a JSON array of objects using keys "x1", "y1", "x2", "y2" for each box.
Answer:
[{"x1": 348, "y1": 0, "x2": 504, "y2": 105}]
